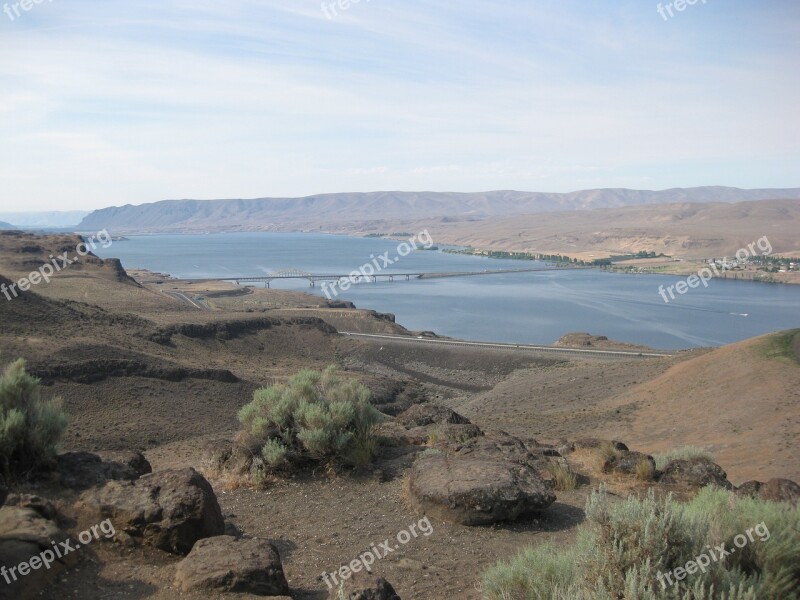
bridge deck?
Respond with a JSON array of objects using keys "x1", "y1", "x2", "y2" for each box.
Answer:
[{"x1": 140, "y1": 266, "x2": 580, "y2": 284}]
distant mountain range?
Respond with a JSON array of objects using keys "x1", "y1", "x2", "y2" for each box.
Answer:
[
  {"x1": 0, "y1": 221, "x2": 15, "y2": 230},
  {"x1": 0, "y1": 211, "x2": 90, "y2": 228},
  {"x1": 77, "y1": 187, "x2": 800, "y2": 233}
]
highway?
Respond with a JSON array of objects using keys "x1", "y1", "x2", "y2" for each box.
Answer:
[{"x1": 339, "y1": 332, "x2": 673, "y2": 359}]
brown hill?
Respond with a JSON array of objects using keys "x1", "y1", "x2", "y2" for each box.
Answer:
[
  {"x1": 389, "y1": 198, "x2": 800, "y2": 259},
  {"x1": 596, "y1": 330, "x2": 800, "y2": 483}
]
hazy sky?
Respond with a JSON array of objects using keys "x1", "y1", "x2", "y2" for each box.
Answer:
[{"x1": 1, "y1": 0, "x2": 798, "y2": 211}]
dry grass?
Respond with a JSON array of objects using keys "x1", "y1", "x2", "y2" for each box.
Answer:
[{"x1": 547, "y1": 461, "x2": 578, "y2": 491}]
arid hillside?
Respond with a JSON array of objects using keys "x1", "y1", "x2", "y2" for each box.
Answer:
[
  {"x1": 371, "y1": 198, "x2": 800, "y2": 260},
  {"x1": 596, "y1": 330, "x2": 800, "y2": 482}
]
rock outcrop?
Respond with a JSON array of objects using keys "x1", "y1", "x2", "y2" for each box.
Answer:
[
  {"x1": 736, "y1": 478, "x2": 800, "y2": 505},
  {"x1": 174, "y1": 536, "x2": 290, "y2": 596},
  {"x1": 328, "y1": 571, "x2": 401, "y2": 600},
  {"x1": 658, "y1": 457, "x2": 734, "y2": 490},
  {"x1": 78, "y1": 467, "x2": 225, "y2": 555}
]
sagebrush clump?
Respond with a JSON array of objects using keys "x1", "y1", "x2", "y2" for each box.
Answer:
[
  {"x1": 482, "y1": 485, "x2": 800, "y2": 600},
  {"x1": 654, "y1": 445, "x2": 714, "y2": 471},
  {"x1": 0, "y1": 359, "x2": 69, "y2": 477},
  {"x1": 238, "y1": 366, "x2": 384, "y2": 478}
]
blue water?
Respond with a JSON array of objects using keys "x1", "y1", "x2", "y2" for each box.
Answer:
[{"x1": 94, "y1": 232, "x2": 800, "y2": 350}]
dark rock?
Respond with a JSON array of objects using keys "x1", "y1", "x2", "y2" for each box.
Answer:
[
  {"x1": 55, "y1": 451, "x2": 152, "y2": 490},
  {"x1": 603, "y1": 451, "x2": 656, "y2": 478},
  {"x1": 0, "y1": 475, "x2": 7, "y2": 506},
  {"x1": 96, "y1": 450, "x2": 152, "y2": 478},
  {"x1": 737, "y1": 479, "x2": 800, "y2": 505},
  {"x1": 407, "y1": 454, "x2": 556, "y2": 525},
  {"x1": 759, "y1": 479, "x2": 800, "y2": 505},
  {"x1": 0, "y1": 507, "x2": 78, "y2": 600},
  {"x1": 77, "y1": 467, "x2": 225, "y2": 555},
  {"x1": 174, "y1": 535, "x2": 290, "y2": 596},
  {"x1": 736, "y1": 480, "x2": 763, "y2": 499},
  {"x1": 395, "y1": 404, "x2": 470, "y2": 429},
  {"x1": 328, "y1": 571, "x2": 401, "y2": 600},
  {"x1": 658, "y1": 457, "x2": 734, "y2": 490}
]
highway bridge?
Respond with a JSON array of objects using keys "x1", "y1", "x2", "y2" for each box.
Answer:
[{"x1": 143, "y1": 266, "x2": 577, "y2": 287}]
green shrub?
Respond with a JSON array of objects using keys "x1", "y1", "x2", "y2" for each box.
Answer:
[
  {"x1": 0, "y1": 359, "x2": 68, "y2": 477},
  {"x1": 654, "y1": 446, "x2": 713, "y2": 471},
  {"x1": 238, "y1": 366, "x2": 384, "y2": 477},
  {"x1": 481, "y1": 485, "x2": 800, "y2": 600}
]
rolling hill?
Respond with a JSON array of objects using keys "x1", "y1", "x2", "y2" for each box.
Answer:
[{"x1": 77, "y1": 186, "x2": 800, "y2": 233}]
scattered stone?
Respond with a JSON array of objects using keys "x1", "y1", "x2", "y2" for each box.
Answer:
[
  {"x1": 328, "y1": 571, "x2": 401, "y2": 600},
  {"x1": 395, "y1": 404, "x2": 470, "y2": 429},
  {"x1": 658, "y1": 457, "x2": 734, "y2": 490},
  {"x1": 0, "y1": 507, "x2": 78, "y2": 599},
  {"x1": 174, "y1": 535, "x2": 290, "y2": 596},
  {"x1": 407, "y1": 454, "x2": 556, "y2": 525},
  {"x1": 737, "y1": 478, "x2": 800, "y2": 505},
  {"x1": 77, "y1": 467, "x2": 225, "y2": 555}
]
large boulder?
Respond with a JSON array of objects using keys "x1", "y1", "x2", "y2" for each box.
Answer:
[
  {"x1": 737, "y1": 478, "x2": 800, "y2": 505},
  {"x1": 174, "y1": 535, "x2": 290, "y2": 596},
  {"x1": 395, "y1": 404, "x2": 470, "y2": 429},
  {"x1": 55, "y1": 451, "x2": 152, "y2": 489},
  {"x1": 658, "y1": 457, "x2": 734, "y2": 490},
  {"x1": 328, "y1": 571, "x2": 401, "y2": 600},
  {"x1": 407, "y1": 454, "x2": 556, "y2": 525},
  {"x1": 77, "y1": 467, "x2": 224, "y2": 555},
  {"x1": 0, "y1": 507, "x2": 78, "y2": 600}
]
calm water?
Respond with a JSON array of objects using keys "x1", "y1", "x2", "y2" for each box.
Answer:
[{"x1": 95, "y1": 232, "x2": 800, "y2": 350}]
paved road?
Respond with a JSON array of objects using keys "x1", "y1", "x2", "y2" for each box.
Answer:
[
  {"x1": 161, "y1": 290, "x2": 212, "y2": 311},
  {"x1": 339, "y1": 332, "x2": 672, "y2": 359}
]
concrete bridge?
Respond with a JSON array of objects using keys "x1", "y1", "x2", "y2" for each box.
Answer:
[{"x1": 145, "y1": 266, "x2": 577, "y2": 287}]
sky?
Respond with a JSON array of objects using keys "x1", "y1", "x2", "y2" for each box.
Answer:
[{"x1": 0, "y1": 0, "x2": 799, "y2": 211}]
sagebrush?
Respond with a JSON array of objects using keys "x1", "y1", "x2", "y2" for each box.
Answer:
[
  {"x1": 0, "y1": 359, "x2": 69, "y2": 477},
  {"x1": 238, "y1": 366, "x2": 384, "y2": 478},
  {"x1": 482, "y1": 485, "x2": 800, "y2": 600}
]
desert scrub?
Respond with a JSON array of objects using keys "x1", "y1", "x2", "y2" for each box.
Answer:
[
  {"x1": 636, "y1": 457, "x2": 656, "y2": 481},
  {"x1": 654, "y1": 446, "x2": 713, "y2": 471},
  {"x1": 238, "y1": 366, "x2": 385, "y2": 477},
  {"x1": 596, "y1": 441, "x2": 623, "y2": 472},
  {"x1": 481, "y1": 485, "x2": 800, "y2": 600},
  {"x1": 547, "y1": 461, "x2": 578, "y2": 491},
  {"x1": 0, "y1": 359, "x2": 68, "y2": 478}
]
